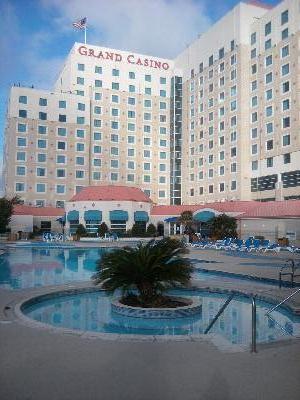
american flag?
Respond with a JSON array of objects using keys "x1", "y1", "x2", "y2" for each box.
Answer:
[{"x1": 72, "y1": 17, "x2": 87, "y2": 30}]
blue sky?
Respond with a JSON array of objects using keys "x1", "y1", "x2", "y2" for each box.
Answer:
[{"x1": 0, "y1": 0, "x2": 279, "y2": 192}]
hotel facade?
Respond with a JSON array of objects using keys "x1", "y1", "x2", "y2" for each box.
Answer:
[{"x1": 3, "y1": 0, "x2": 300, "y2": 207}]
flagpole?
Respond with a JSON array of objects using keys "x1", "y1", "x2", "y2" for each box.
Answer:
[{"x1": 84, "y1": 25, "x2": 87, "y2": 44}]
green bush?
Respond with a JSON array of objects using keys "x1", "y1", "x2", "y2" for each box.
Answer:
[
  {"x1": 97, "y1": 222, "x2": 108, "y2": 237},
  {"x1": 76, "y1": 224, "x2": 87, "y2": 237},
  {"x1": 146, "y1": 223, "x2": 157, "y2": 236}
]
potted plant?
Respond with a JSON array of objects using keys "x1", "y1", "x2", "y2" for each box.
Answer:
[
  {"x1": 92, "y1": 237, "x2": 193, "y2": 308},
  {"x1": 75, "y1": 224, "x2": 87, "y2": 241}
]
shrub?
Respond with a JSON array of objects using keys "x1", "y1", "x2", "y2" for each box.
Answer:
[
  {"x1": 97, "y1": 222, "x2": 108, "y2": 237},
  {"x1": 146, "y1": 223, "x2": 157, "y2": 236},
  {"x1": 76, "y1": 224, "x2": 87, "y2": 237},
  {"x1": 208, "y1": 214, "x2": 237, "y2": 240}
]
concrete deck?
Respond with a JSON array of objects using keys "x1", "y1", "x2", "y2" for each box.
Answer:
[{"x1": 1, "y1": 247, "x2": 300, "y2": 400}]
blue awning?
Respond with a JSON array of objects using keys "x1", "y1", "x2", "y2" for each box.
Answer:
[
  {"x1": 67, "y1": 210, "x2": 79, "y2": 222},
  {"x1": 164, "y1": 217, "x2": 178, "y2": 223},
  {"x1": 134, "y1": 211, "x2": 149, "y2": 222},
  {"x1": 110, "y1": 210, "x2": 128, "y2": 221},
  {"x1": 84, "y1": 210, "x2": 102, "y2": 221},
  {"x1": 194, "y1": 210, "x2": 215, "y2": 223}
]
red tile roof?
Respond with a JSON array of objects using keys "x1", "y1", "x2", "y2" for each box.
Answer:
[
  {"x1": 13, "y1": 205, "x2": 64, "y2": 217},
  {"x1": 236, "y1": 200, "x2": 300, "y2": 219},
  {"x1": 151, "y1": 200, "x2": 300, "y2": 218},
  {"x1": 151, "y1": 201, "x2": 258, "y2": 216},
  {"x1": 69, "y1": 185, "x2": 152, "y2": 203}
]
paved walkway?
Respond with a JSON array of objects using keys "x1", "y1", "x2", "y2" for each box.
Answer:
[{"x1": 1, "y1": 247, "x2": 300, "y2": 400}]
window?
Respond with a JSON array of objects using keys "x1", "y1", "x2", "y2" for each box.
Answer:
[
  {"x1": 160, "y1": 77, "x2": 166, "y2": 84},
  {"x1": 251, "y1": 80, "x2": 257, "y2": 91},
  {"x1": 19, "y1": 110, "x2": 27, "y2": 118},
  {"x1": 281, "y1": 10, "x2": 288, "y2": 25},
  {"x1": 265, "y1": 55, "x2": 272, "y2": 67},
  {"x1": 251, "y1": 128, "x2": 258, "y2": 139},
  {"x1": 93, "y1": 159, "x2": 101, "y2": 166},
  {"x1": 283, "y1": 116, "x2": 290, "y2": 128},
  {"x1": 17, "y1": 152, "x2": 26, "y2": 161},
  {"x1": 16, "y1": 166, "x2": 26, "y2": 176},
  {"x1": 231, "y1": 163, "x2": 237, "y2": 173},
  {"x1": 127, "y1": 161, "x2": 135, "y2": 169},
  {"x1": 219, "y1": 47, "x2": 224, "y2": 59},
  {"x1": 251, "y1": 48, "x2": 256, "y2": 59},
  {"x1": 93, "y1": 145, "x2": 101, "y2": 153},
  {"x1": 18, "y1": 123, "x2": 27, "y2": 132},
  {"x1": 78, "y1": 103, "x2": 85, "y2": 111},
  {"x1": 57, "y1": 141, "x2": 66, "y2": 150},
  {"x1": 57, "y1": 155, "x2": 65, "y2": 164},
  {"x1": 128, "y1": 148, "x2": 135, "y2": 156},
  {"x1": 251, "y1": 96, "x2": 258, "y2": 107},
  {"x1": 282, "y1": 99, "x2": 290, "y2": 111},
  {"x1": 128, "y1": 123, "x2": 135, "y2": 131},
  {"x1": 145, "y1": 87, "x2": 151, "y2": 95},
  {"x1": 145, "y1": 74, "x2": 151, "y2": 82},
  {"x1": 281, "y1": 45, "x2": 289, "y2": 58},
  {"x1": 94, "y1": 106, "x2": 101, "y2": 115},
  {"x1": 36, "y1": 183, "x2": 46, "y2": 193},
  {"x1": 95, "y1": 80, "x2": 102, "y2": 87},
  {"x1": 265, "y1": 72, "x2": 272, "y2": 84},
  {"x1": 19, "y1": 95, "x2": 28, "y2": 104},
  {"x1": 59, "y1": 100, "x2": 66, "y2": 108},
  {"x1": 282, "y1": 64, "x2": 289, "y2": 76},
  {"x1": 39, "y1": 98, "x2": 47, "y2": 106},
  {"x1": 160, "y1": 90, "x2": 166, "y2": 97},
  {"x1": 36, "y1": 167, "x2": 45, "y2": 177},
  {"x1": 58, "y1": 114, "x2": 66, "y2": 122},
  {"x1": 111, "y1": 134, "x2": 119, "y2": 143},
  {"x1": 77, "y1": 116, "x2": 85, "y2": 125},
  {"x1": 56, "y1": 185, "x2": 65, "y2": 194},
  {"x1": 78, "y1": 63, "x2": 84, "y2": 71},
  {"x1": 76, "y1": 143, "x2": 85, "y2": 151},
  {"x1": 76, "y1": 90, "x2": 84, "y2": 96},
  {"x1": 37, "y1": 153, "x2": 46, "y2": 162},
  {"x1": 231, "y1": 147, "x2": 237, "y2": 157},
  {"x1": 266, "y1": 89, "x2": 272, "y2": 101},
  {"x1": 93, "y1": 172, "x2": 101, "y2": 180},
  {"x1": 112, "y1": 82, "x2": 119, "y2": 90},
  {"x1": 266, "y1": 122, "x2": 273, "y2": 134},
  {"x1": 208, "y1": 185, "x2": 214, "y2": 194},
  {"x1": 128, "y1": 97, "x2": 136, "y2": 106},
  {"x1": 95, "y1": 66, "x2": 102, "y2": 74},
  {"x1": 252, "y1": 161, "x2": 258, "y2": 171},
  {"x1": 37, "y1": 139, "x2": 46, "y2": 148},
  {"x1": 144, "y1": 112, "x2": 151, "y2": 121},
  {"x1": 95, "y1": 93, "x2": 102, "y2": 100},
  {"x1": 110, "y1": 147, "x2": 118, "y2": 156},
  {"x1": 266, "y1": 140, "x2": 273, "y2": 150},
  {"x1": 159, "y1": 164, "x2": 166, "y2": 172},
  {"x1": 231, "y1": 181, "x2": 237, "y2": 191},
  {"x1": 129, "y1": 85, "x2": 135, "y2": 93},
  {"x1": 231, "y1": 40, "x2": 235, "y2": 51},
  {"x1": 128, "y1": 71, "x2": 135, "y2": 79},
  {"x1": 282, "y1": 81, "x2": 290, "y2": 93},
  {"x1": 127, "y1": 136, "x2": 135, "y2": 144},
  {"x1": 282, "y1": 134, "x2": 290, "y2": 146},
  {"x1": 77, "y1": 77, "x2": 84, "y2": 85},
  {"x1": 144, "y1": 137, "x2": 151, "y2": 146},
  {"x1": 251, "y1": 64, "x2": 257, "y2": 74},
  {"x1": 251, "y1": 32, "x2": 256, "y2": 45},
  {"x1": 265, "y1": 39, "x2": 271, "y2": 50},
  {"x1": 266, "y1": 106, "x2": 273, "y2": 117},
  {"x1": 111, "y1": 95, "x2": 119, "y2": 103},
  {"x1": 265, "y1": 21, "x2": 271, "y2": 36},
  {"x1": 112, "y1": 68, "x2": 119, "y2": 77},
  {"x1": 252, "y1": 144, "x2": 258, "y2": 155},
  {"x1": 208, "y1": 55, "x2": 213, "y2": 66},
  {"x1": 76, "y1": 129, "x2": 85, "y2": 138},
  {"x1": 76, "y1": 156, "x2": 84, "y2": 165},
  {"x1": 56, "y1": 169, "x2": 65, "y2": 178},
  {"x1": 144, "y1": 150, "x2": 151, "y2": 158},
  {"x1": 283, "y1": 153, "x2": 291, "y2": 164},
  {"x1": 111, "y1": 159, "x2": 119, "y2": 168},
  {"x1": 282, "y1": 28, "x2": 288, "y2": 40},
  {"x1": 16, "y1": 183, "x2": 25, "y2": 192}
]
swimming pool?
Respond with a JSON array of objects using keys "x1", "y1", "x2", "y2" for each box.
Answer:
[
  {"x1": 22, "y1": 288, "x2": 300, "y2": 346},
  {"x1": 0, "y1": 246, "x2": 286, "y2": 290}
]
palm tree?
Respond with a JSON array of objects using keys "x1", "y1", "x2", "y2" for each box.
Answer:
[
  {"x1": 208, "y1": 214, "x2": 237, "y2": 239},
  {"x1": 92, "y1": 237, "x2": 193, "y2": 306},
  {"x1": 178, "y1": 210, "x2": 194, "y2": 234}
]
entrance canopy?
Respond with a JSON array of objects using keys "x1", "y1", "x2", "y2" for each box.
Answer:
[
  {"x1": 193, "y1": 210, "x2": 215, "y2": 223},
  {"x1": 164, "y1": 217, "x2": 178, "y2": 223}
]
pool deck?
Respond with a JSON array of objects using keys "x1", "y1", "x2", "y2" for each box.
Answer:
[{"x1": 1, "y1": 247, "x2": 300, "y2": 399}]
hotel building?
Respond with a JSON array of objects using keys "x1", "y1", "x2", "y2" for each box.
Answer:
[{"x1": 3, "y1": 0, "x2": 300, "y2": 207}]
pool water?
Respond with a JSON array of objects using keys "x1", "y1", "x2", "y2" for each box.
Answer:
[
  {"x1": 0, "y1": 247, "x2": 234, "y2": 290},
  {"x1": 23, "y1": 289, "x2": 300, "y2": 345},
  {"x1": 0, "y1": 247, "x2": 109, "y2": 290}
]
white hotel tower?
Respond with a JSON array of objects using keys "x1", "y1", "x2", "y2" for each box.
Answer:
[{"x1": 3, "y1": 0, "x2": 300, "y2": 207}]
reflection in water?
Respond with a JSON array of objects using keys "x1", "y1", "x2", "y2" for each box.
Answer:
[
  {"x1": 0, "y1": 247, "x2": 109, "y2": 289},
  {"x1": 24, "y1": 290, "x2": 300, "y2": 345}
]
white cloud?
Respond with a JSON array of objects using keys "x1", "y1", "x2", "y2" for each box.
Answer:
[{"x1": 42, "y1": 0, "x2": 212, "y2": 58}]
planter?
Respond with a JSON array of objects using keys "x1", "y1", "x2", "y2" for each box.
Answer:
[{"x1": 111, "y1": 297, "x2": 202, "y2": 319}]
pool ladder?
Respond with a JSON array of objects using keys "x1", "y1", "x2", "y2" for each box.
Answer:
[{"x1": 204, "y1": 292, "x2": 258, "y2": 353}]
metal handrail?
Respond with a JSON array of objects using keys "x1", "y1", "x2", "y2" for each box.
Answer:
[
  {"x1": 265, "y1": 288, "x2": 300, "y2": 316},
  {"x1": 204, "y1": 292, "x2": 257, "y2": 353}
]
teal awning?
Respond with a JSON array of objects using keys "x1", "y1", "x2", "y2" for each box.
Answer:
[
  {"x1": 84, "y1": 210, "x2": 102, "y2": 221},
  {"x1": 193, "y1": 210, "x2": 215, "y2": 223},
  {"x1": 110, "y1": 210, "x2": 128, "y2": 221},
  {"x1": 134, "y1": 211, "x2": 149, "y2": 222},
  {"x1": 67, "y1": 210, "x2": 79, "y2": 222}
]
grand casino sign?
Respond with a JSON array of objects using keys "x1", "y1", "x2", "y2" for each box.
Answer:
[{"x1": 78, "y1": 45, "x2": 170, "y2": 71}]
